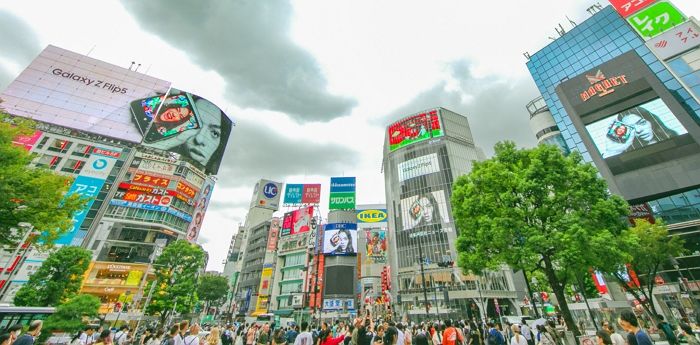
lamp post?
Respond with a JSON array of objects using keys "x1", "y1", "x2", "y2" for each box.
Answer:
[
  {"x1": 523, "y1": 271, "x2": 541, "y2": 318},
  {"x1": 417, "y1": 241, "x2": 430, "y2": 319}
]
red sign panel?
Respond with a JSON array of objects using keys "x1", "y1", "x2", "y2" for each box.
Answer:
[
  {"x1": 177, "y1": 181, "x2": 197, "y2": 199},
  {"x1": 267, "y1": 218, "x2": 280, "y2": 251},
  {"x1": 12, "y1": 131, "x2": 42, "y2": 151},
  {"x1": 115, "y1": 190, "x2": 172, "y2": 206},
  {"x1": 118, "y1": 182, "x2": 167, "y2": 195},
  {"x1": 629, "y1": 203, "x2": 656, "y2": 225},
  {"x1": 132, "y1": 173, "x2": 170, "y2": 188},
  {"x1": 92, "y1": 147, "x2": 121, "y2": 158},
  {"x1": 609, "y1": 0, "x2": 657, "y2": 17},
  {"x1": 302, "y1": 184, "x2": 321, "y2": 204}
]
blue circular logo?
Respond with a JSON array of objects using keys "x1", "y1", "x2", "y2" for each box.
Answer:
[
  {"x1": 263, "y1": 183, "x2": 278, "y2": 199},
  {"x1": 92, "y1": 158, "x2": 108, "y2": 170}
]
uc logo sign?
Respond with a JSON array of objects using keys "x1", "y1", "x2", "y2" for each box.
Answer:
[
  {"x1": 357, "y1": 209, "x2": 388, "y2": 223},
  {"x1": 263, "y1": 183, "x2": 278, "y2": 199},
  {"x1": 92, "y1": 158, "x2": 108, "y2": 170}
]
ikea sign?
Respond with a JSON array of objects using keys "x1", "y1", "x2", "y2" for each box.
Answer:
[{"x1": 357, "y1": 209, "x2": 388, "y2": 223}]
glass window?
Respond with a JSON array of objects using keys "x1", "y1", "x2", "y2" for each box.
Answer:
[
  {"x1": 47, "y1": 139, "x2": 72, "y2": 153},
  {"x1": 60, "y1": 159, "x2": 85, "y2": 174}
]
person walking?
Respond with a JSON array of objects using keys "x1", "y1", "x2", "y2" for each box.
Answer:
[
  {"x1": 618, "y1": 311, "x2": 652, "y2": 345},
  {"x1": 509, "y1": 325, "x2": 527, "y2": 345},
  {"x1": 596, "y1": 330, "x2": 613, "y2": 345},
  {"x1": 294, "y1": 322, "x2": 314, "y2": 345},
  {"x1": 519, "y1": 320, "x2": 532, "y2": 345},
  {"x1": 487, "y1": 323, "x2": 504, "y2": 345},
  {"x1": 183, "y1": 324, "x2": 201, "y2": 345},
  {"x1": 656, "y1": 315, "x2": 678, "y2": 345},
  {"x1": 208, "y1": 327, "x2": 224, "y2": 345},
  {"x1": 679, "y1": 323, "x2": 700, "y2": 345},
  {"x1": 442, "y1": 320, "x2": 464, "y2": 345},
  {"x1": 13, "y1": 321, "x2": 42, "y2": 345},
  {"x1": 95, "y1": 330, "x2": 113, "y2": 345}
]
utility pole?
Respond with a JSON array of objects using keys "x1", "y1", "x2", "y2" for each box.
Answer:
[
  {"x1": 522, "y1": 270, "x2": 541, "y2": 318},
  {"x1": 417, "y1": 242, "x2": 430, "y2": 319}
]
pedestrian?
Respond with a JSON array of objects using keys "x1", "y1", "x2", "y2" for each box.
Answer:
[
  {"x1": 442, "y1": 320, "x2": 464, "y2": 345},
  {"x1": 656, "y1": 315, "x2": 678, "y2": 345},
  {"x1": 176, "y1": 321, "x2": 191, "y2": 345},
  {"x1": 163, "y1": 325, "x2": 180, "y2": 345},
  {"x1": 0, "y1": 334, "x2": 11, "y2": 345},
  {"x1": 374, "y1": 326, "x2": 386, "y2": 345},
  {"x1": 71, "y1": 330, "x2": 85, "y2": 345},
  {"x1": 384, "y1": 327, "x2": 398, "y2": 345},
  {"x1": 183, "y1": 324, "x2": 201, "y2": 345},
  {"x1": 8, "y1": 324, "x2": 23, "y2": 344},
  {"x1": 319, "y1": 328, "x2": 346, "y2": 345},
  {"x1": 344, "y1": 325, "x2": 354, "y2": 345},
  {"x1": 679, "y1": 323, "x2": 700, "y2": 345},
  {"x1": 487, "y1": 323, "x2": 505, "y2": 345},
  {"x1": 509, "y1": 325, "x2": 526, "y2": 345},
  {"x1": 208, "y1": 327, "x2": 223, "y2": 345},
  {"x1": 140, "y1": 328, "x2": 154, "y2": 345},
  {"x1": 13, "y1": 320, "x2": 42, "y2": 345},
  {"x1": 596, "y1": 330, "x2": 612, "y2": 345},
  {"x1": 149, "y1": 330, "x2": 165, "y2": 345},
  {"x1": 429, "y1": 324, "x2": 440, "y2": 345},
  {"x1": 518, "y1": 320, "x2": 532, "y2": 345},
  {"x1": 95, "y1": 330, "x2": 113, "y2": 345},
  {"x1": 257, "y1": 324, "x2": 271, "y2": 345},
  {"x1": 397, "y1": 324, "x2": 406, "y2": 345},
  {"x1": 272, "y1": 329, "x2": 286, "y2": 345},
  {"x1": 113, "y1": 326, "x2": 130, "y2": 345},
  {"x1": 535, "y1": 326, "x2": 555, "y2": 345},
  {"x1": 618, "y1": 310, "x2": 651, "y2": 345},
  {"x1": 468, "y1": 322, "x2": 481, "y2": 345},
  {"x1": 600, "y1": 321, "x2": 623, "y2": 345}
]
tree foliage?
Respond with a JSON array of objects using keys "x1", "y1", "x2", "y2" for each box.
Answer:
[
  {"x1": 40, "y1": 294, "x2": 100, "y2": 343},
  {"x1": 14, "y1": 246, "x2": 92, "y2": 306},
  {"x1": 0, "y1": 112, "x2": 85, "y2": 245},
  {"x1": 146, "y1": 240, "x2": 205, "y2": 325},
  {"x1": 601, "y1": 220, "x2": 685, "y2": 318},
  {"x1": 451, "y1": 142, "x2": 629, "y2": 336},
  {"x1": 197, "y1": 273, "x2": 229, "y2": 311}
]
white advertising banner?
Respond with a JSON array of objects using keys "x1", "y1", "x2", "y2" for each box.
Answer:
[
  {"x1": 646, "y1": 18, "x2": 700, "y2": 60},
  {"x1": 397, "y1": 153, "x2": 440, "y2": 182}
]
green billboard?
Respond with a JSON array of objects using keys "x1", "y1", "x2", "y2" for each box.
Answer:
[
  {"x1": 329, "y1": 192, "x2": 356, "y2": 210},
  {"x1": 628, "y1": 1, "x2": 686, "y2": 39}
]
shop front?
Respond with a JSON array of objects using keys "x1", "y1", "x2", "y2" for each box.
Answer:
[{"x1": 80, "y1": 261, "x2": 150, "y2": 314}]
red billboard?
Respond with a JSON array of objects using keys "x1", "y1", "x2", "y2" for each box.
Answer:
[
  {"x1": 176, "y1": 181, "x2": 197, "y2": 199},
  {"x1": 281, "y1": 206, "x2": 314, "y2": 237},
  {"x1": 388, "y1": 109, "x2": 444, "y2": 151},
  {"x1": 12, "y1": 131, "x2": 43, "y2": 151},
  {"x1": 302, "y1": 184, "x2": 321, "y2": 204},
  {"x1": 115, "y1": 191, "x2": 173, "y2": 206},
  {"x1": 132, "y1": 173, "x2": 170, "y2": 188},
  {"x1": 609, "y1": 0, "x2": 657, "y2": 17}
]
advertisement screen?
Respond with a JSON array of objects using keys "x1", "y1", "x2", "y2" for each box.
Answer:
[
  {"x1": 281, "y1": 206, "x2": 314, "y2": 237},
  {"x1": 364, "y1": 228, "x2": 387, "y2": 264},
  {"x1": 585, "y1": 98, "x2": 688, "y2": 158},
  {"x1": 186, "y1": 178, "x2": 215, "y2": 242},
  {"x1": 388, "y1": 109, "x2": 444, "y2": 151},
  {"x1": 0, "y1": 45, "x2": 171, "y2": 143},
  {"x1": 139, "y1": 89, "x2": 233, "y2": 175},
  {"x1": 324, "y1": 266, "x2": 355, "y2": 295},
  {"x1": 397, "y1": 153, "x2": 440, "y2": 182},
  {"x1": 323, "y1": 223, "x2": 358, "y2": 255},
  {"x1": 399, "y1": 190, "x2": 451, "y2": 231}
]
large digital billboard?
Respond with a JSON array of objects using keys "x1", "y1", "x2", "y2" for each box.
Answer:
[
  {"x1": 323, "y1": 223, "x2": 357, "y2": 255},
  {"x1": 585, "y1": 98, "x2": 688, "y2": 158},
  {"x1": 397, "y1": 153, "x2": 440, "y2": 182},
  {"x1": 399, "y1": 190, "x2": 451, "y2": 231},
  {"x1": 281, "y1": 206, "x2": 314, "y2": 237},
  {"x1": 186, "y1": 177, "x2": 215, "y2": 242},
  {"x1": 364, "y1": 228, "x2": 387, "y2": 263},
  {"x1": 137, "y1": 89, "x2": 233, "y2": 175},
  {"x1": 388, "y1": 109, "x2": 444, "y2": 151},
  {"x1": 0, "y1": 45, "x2": 171, "y2": 143}
]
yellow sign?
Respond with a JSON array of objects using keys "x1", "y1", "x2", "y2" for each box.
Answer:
[
  {"x1": 254, "y1": 295, "x2": 270, "y2": 314},
  {"x1": 357, "y1": 209, "x2": 388, "y2": 223}
]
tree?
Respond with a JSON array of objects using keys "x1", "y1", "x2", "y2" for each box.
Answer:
[
  {"x1": 602, "y1": 220, "x2": 685, "y2": 318},
  {"x1": 197, "y1": 273, "x2": 229, "y2": 313},
  {"x1": 451, "y1": 142, "x2": 629, "y2": 336},
  {"x1": 39, "y1": 294, "x2": 100, "y2": 343},
  {"x1": 145, "y1": 240, "x2": 205, "y2": 326},
  {"x1": 14, "y1": 246, "x2": 92, "y2": 306},
  {"x1": 0, "y1": 112, "x2": 85, "y2": 245}
]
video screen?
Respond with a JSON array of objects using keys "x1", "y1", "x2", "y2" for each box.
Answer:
[
  {"x1": 323, "y1": 223, "x2": 358, "y2": 255},
  {"x1": 388, "y1": 109, "x2": 444, "y2": 151},
  {"x1": 400, "y1": 190, "x2": 451, "y2": 231},
  {"x1": 585, "y1": 98, "x2": 688, "y2": 158}
]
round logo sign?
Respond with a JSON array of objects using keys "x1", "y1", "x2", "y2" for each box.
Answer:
[
  {"x1": 263, "y1": 183, "x2": 278, "y2": 199},
  {"x1": 92, "y1": 158, "x2": 108, "y2": 170}
]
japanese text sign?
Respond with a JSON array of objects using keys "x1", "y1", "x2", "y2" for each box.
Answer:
[
  {"x1": 609, "y1": 0, "x2": 658, "y2": 18},
  {"x1": 628, "y1": 1, "x2": 686, "y2": 39},
  {"x1": 132, "y1": 173, "x2": 170, "y2": 188},
  {"x1": 646, "y1": 18, "x2": 700, "y2": 60}
]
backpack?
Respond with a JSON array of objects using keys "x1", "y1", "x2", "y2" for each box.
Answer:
[{"x1": 487, "y1": 330, "x2": 502, "y2": 345}]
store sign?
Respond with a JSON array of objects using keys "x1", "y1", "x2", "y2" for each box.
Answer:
[
  {"x1": 609, "y1": 0, "x2": 658, "y2": 17},
  {"x1": 323, "y1": 299, "x2": 354, "y2": 310},
  {"x1": 118, "y1": 182, "x2": 167, "y2": 196},
  {"x1": 115, "y1": 191, "x2": 172, "y2": 206},
  {"x1": 284, "y1": 184, "x2": 303, "y2": 204},
  {"x1": 302, "y1": 184, "x2": 322, "y2": 204},
  {"x1": 137, "y1": 159, "x2": 176, "y2": 175},
  {"x1": 278, "y1": 233, "x2": 309, "y2": 254},
  {"x1": 176, "y1": 181, "x2": 197, "y2": 198},
  {"x1": 133, "y1": 173, "x2": 170, "y2": 188},
  {"x1": 628, "y1": 1, "x2": 686, "y2": 39},
  {"x1": 397, "y1": 153, "x2": 440, "y2": 182},
  {"x1": 646, "y1": 19, "x2": 700, "y2": 60},
  {"x1": 357, "y1": 209, "x2": 388, "y2": 223},
  {"x1": 579, "y1": 70, "x2": 629, "y2": 102},
  {"x1": 109, "y1": 199, "x2": 192, "y2": 222}
]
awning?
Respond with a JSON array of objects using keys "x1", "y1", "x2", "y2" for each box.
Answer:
[{"x1": 273, "y1": 309, "x2": 294, "y2": 317}]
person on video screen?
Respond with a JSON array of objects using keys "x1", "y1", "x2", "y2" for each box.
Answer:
[
  {"x1": 330, "y1": 229, "x2": 354, "y2": 254},
  {"x1": 409, "y1": 192, "x2": 439, "y2": 227},
  {"x1": 602, "y1": 105, "x2": 679, "y2": 158},
  {"x1": 146, "y1": 95, "x2": 231, "y2": 173}
]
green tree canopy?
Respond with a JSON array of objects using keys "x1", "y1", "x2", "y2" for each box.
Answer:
[
  {"x1": 0, "y1": 113, "x2": 85, "y2": 245},
  {"x1": 146, "y1": 240, "x2": 205, "y2": 325},
  {"x1": 14, "y1": 246, "x2": 92, "y2": 306},
  {"x1": 40, "y1": 294, "x2": 100, "y2": 343},
  {"x1": 451, "y1": 142, "x2": 629, "y2": 336},
  {"x1": 197, "y1": 273, "x2": 229, "y2": 312}
]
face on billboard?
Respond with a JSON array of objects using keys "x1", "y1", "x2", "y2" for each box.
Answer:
[
  {"x1": 400, "y1": 190, "x2": 450, "y2": 231},
  {"x1": 186, "y1": 179, "x2": 215, "y2": 242},
  {"x1": 0, "y1": 45, "x2": 171, "y2": 143},
  {"x1": 585, "y1": 98, "x2": 688, "y2": 158},
  {"x1": 365, "y1": 229, "x2": 387, "y2": 263},
  {"x1": 388, "y1": 110, "x2": 444, "y2": 151},
  {"x1": 323, "y1": 224, "x2": 358, "y2": 255},
  {"x1": 137, "y1": 89, "x2": 233, "y2": 174}
]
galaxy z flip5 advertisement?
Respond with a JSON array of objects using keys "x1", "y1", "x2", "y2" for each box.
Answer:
[{"x1": 130, "y1": 89, "x2": 233, "y2": 174}]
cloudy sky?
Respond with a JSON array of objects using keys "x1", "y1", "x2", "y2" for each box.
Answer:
[{"x1": 2, "y1": 0, "x2": 698, "y2": 271}]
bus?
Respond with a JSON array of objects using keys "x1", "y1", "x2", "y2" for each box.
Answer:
[{"x1": 0, "y1": 306, "x2": 56, "y2": 330}]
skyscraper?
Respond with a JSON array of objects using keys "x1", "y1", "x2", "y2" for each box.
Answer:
[{"x1": 383, "y1": 107, "x2": 517, "y2": 320}]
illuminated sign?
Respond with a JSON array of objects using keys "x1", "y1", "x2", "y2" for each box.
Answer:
[
  {"x1": 133, "y1": 173, "x2": 170, "y2": 188},
  {"x1": 388, "y1": 109, "x2": 444, "y2": 151},
  {"x1": 628, "y1": 1, "x2": 686, "y2": 40},
  {"x1": 579, "y1": 70, "x2": 629, "y2": 102},
  {"x1": 176, "y1": 181, "x2": 197, "y2": 199},
  {"x1": 357, "y1": 209, "x2": 388, "y2": 223},
  {"x1": 646, "y1": 19, "x2": 700, "y2": 60}
]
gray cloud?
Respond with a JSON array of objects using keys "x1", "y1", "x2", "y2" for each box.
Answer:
[
  {"x1": 216, "y1": 117, "x2": 359, "y2": 188},
  {"x1": 120, "y1": 0, "x2": 356, "y2": 123},
  {"x1": 383, "y1": 60, "x2": 539, "y2": 156},
  {"x1": 0, "y1": 10, "x2": 42, "y2": 89}
]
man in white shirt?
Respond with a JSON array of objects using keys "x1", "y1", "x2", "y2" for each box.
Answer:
[
  {"x1": 294, "y1": 322, "x2": 314, "y2": 345},
  {"x1": 113, "y1": 326, "x2": 130, "y2": 345},
  {"x1": 520, "y1": 319, "x2": 533, "y2": 345},
  {"x1": 396, "y1": 323, "x2": 405, "y2": 345},
  {"x1": 80, "y1": 326, "x2": 96, "y2": 345}
]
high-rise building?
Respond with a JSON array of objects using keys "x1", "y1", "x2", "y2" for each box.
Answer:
[
  {"x1": 525, "y1": 4, "x2": 700, "y2": 325},
  {"x1": 0, "y1": 45, "x2": 233, "y2": 314},
  {"x1": 526, "y1": 96, "x2": 570, "y2": 153},
  {"x1": 355, "y1": 205, "x2": 390, "y2": 315},
  {"x1": 383, "y1": 107, "x2": 518, "y2": 320}
]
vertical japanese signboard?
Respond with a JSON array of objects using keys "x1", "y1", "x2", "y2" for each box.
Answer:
[{"x1": 627, "y1": 1, "x2": 686, "y2": 39}]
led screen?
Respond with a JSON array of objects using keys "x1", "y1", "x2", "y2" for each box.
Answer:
[
  {"x1": 585, "y1": 98, "x2": 688, "y2": 158},
  {"x1": 324, "y1": 266, "x2": 355, "y2": 295},
  {"x1": 399, "y1": 190, "x2": 450, "y2": 231},
  {"x1": 388, "y1": 109, "x2": 444, "y2": 151},
  {"x1": 323, "y1": 223, "x2": 358, "y2": 255}
]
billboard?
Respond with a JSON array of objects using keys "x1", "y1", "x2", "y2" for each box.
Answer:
[
  {"x1": 329, "y1": 177, "x2": 356, "y2": 210},
  {"x1": 584, "y1": 98, "x2": 688, "y2": 158},
  {"x1": 627, "y1": 1, "x2": 686, "y2": 39},
  {"x1": 364, "y1": 228, "x2": 387, "y2": 264},
  {"x1": 284, "y1": 184, "x2": 303, "y2": 204},
  {"x1": 280, "y1": 206, "x2": 314, "y2": 237},
  {"x1": 0, "y1": 45, "x2": 171, "y2": 143},
  {"x1": 302, "y1": 184, "x2": 322, "y2": 204},
  {"x1": 12, "y1": 131, "x2": 43, "y2": 151},
  {"x1": 646, "y1": 19, "x2": 700, "y2": 60},
  {"x1": 324, "y1": 266, "x2": 355, "y2": 295},
  {"x1": 357, "y1": 209, "x2": 388, "y2": 223},
  {"x1": 186, "y1": 177, "x2": 215, "y2": 242},
  {"x1": 266, "y1": 218, "x2": 281, "y2": 251},
  {"x1": 609, "y1": 0, "x2": 657, "y2": 17},
  {"x1": 323, "y1": 223, "x2": 358, "y2": 255},
  {"x1": 397, "y1": 153, "x2": 440, "y2": 182},
  {"x1": 249, "y1": 179, "x2": 282, "y2": 211},
  {"x1": 387, "y1": 109, "x2": 444, "y2": 151},
  {"x1": 400, "y1": 190, "x2": 451, "y2": 231},
  {"x1": 137, "y1": 89, "x2": 233, "y2": 175}
]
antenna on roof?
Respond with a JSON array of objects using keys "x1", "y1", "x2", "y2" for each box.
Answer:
[
  {"x1": 586, "y1": 3, "x2": 603, "y2": 15},
  {"x1": 567, "y1": 15, "x2": 577, "y2": 27},
  {"x1": 135, "y1": 63, "x2": 142, "y2": 72},
  {"x1": 128, "y1": 61, "x2": 135, "y2": 70}
]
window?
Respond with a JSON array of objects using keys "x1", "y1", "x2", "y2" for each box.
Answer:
[
  {"x1": 60, "y1": 159, "x2": 85, "y2": 174},
  {"x1": 47, "y1": 139, "x2": 72, "y2": 153},
  {"x1": 72, "y1": 143, "x2": 93, "y2": 157},
  {"x1": 35, "y1": 154, "x2": 62, "y2": 169}
]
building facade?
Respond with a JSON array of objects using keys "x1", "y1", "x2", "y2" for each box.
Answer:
[
  {"x1": 383, "y1": 107, "x2": 518, "y2": 321},
  {"x1": 356, "y1": 205, "x2": 390, "y2": 316},
  {"x1": 526, "y1": 96, "x2": 570, "y2": 153}
]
